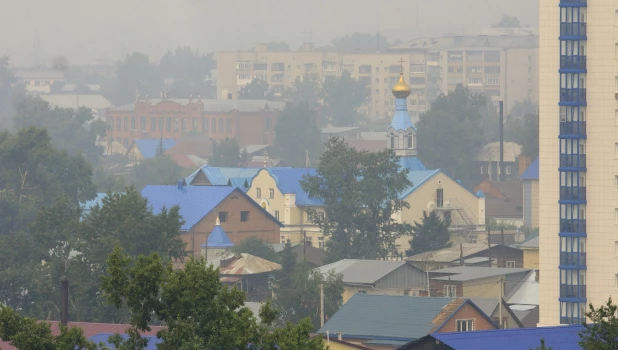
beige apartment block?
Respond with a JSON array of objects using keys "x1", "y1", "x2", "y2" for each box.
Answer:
[
  {"x1": 539, "y1": 0, "x2": 618, "y2": 326},
  {"x1": 216, "y1": 36, "x2": 538, "y2": 121}
]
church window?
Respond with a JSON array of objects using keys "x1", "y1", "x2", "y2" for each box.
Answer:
[
  {"x1": 202, "y1": 117, "x2": 209, "y2": 131},
  {"x1": 256, "y1": 188, "x2": 262, "y2": 198},
  {"x1": 407, "y1": 134, "x2": 413, "y2": 149},
  {"x1": 390, "y1": 134, "x2": 395, "y2": 148},
  {"x1": 436, "y1": 189, "x2": 444, "y2": 208}
]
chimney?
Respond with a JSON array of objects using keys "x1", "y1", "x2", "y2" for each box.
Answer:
[
  {"x1": 337, "y1": 332, "x2": 343, "y2": 341},
  {"x1": 61, "y1": 279, "x2": 69, "y2": 326},
  {"x1": 459, "y1": 244, "x2": 464, "y2": 266},
  {"x1": 177, "y1": 180, "x2": 184, "y2": 189}
]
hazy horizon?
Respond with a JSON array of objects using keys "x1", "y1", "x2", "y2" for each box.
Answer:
[{"x1": 1, "y1": 0, "x2": 538, "y2": 66}]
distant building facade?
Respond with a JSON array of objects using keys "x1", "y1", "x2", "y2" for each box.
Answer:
[{"x1": 104, "y1": 98, "x2": 284, "y2": 149}]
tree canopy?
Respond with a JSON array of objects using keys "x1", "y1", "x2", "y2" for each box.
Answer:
[
  {"x1": 406, "y1": 211, "x2": 451, "y2": 256},
  {"x1": 274, "y1": 102, "x2": 321, "y2": 167},
  {"x1": 231, "y1": 237, "x2": 280, "y2": 263},
  {"x1": 493, "y1": 15, "x2": 521, "y2": 28},
  {"x1": 579, "y1": 297, "x2": 618, "y2": 349},
  {"x1": 331, "y1": 32, "x2": 392, "y2": 52},
  {"x1": 416, "y1": 85, "x2": 490, "y2": 186},
  {"x1": 239, "y1": 79, "x2": 274, "y2": 100},
  {"x1": 321, "y1": 71, "x2": 367, "y2": 126},
  {"x1": 208, "y1": 138, "x2": 248, "y2": 167},
  {"x1": 301, "y1": 138, "x2": 412, "y2": 262},
  {"x1": 0, "y1": 56, "x2": 24, "y2": 129}
]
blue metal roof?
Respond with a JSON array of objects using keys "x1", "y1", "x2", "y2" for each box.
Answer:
[
  {"x1": 185, "y1": 166, "x2": 262, "y2": 186},
  {"x1": 264, "y1": 168, "x2": 324, "y2": 206},
  {"x1": 475, "y1": 190, "x2": 485, "y2": 198},
  {"x1": 429, "y1": 325, "x2": 584, "y2": 350},
  {"x1": 318, "y1": 294, "x2": 454, "y2": 341},
  {"x1": 81, "y1": 193, "x2": 107, "y2": 213},
  {"x1": 201, "y1": 224, "x2": 234, "y2": 248},
  {"x1": 388, "y1": 98, "x2": 416, "y2": 132},
  {"x1": 134, "y1": 138, "x2": 176, "y2": 159},
  {"x1": 398, "y1": 170, "x2": 441, "y2": 200},
  {"x1": 398, "y1": 156, "x2": 427, "y2": 172},
  {"x1": 520, "y1": 158, "x2": 539, "y2": 180},
  {"x1": 89, "y1": 333, "x2": 161, "y2": 349},
  {"x1": 228, "y1": 177, "x2": 250, "y2": 191},
  {"x1": 141, "y1": 185, "x2": 236, "y2": 231}
]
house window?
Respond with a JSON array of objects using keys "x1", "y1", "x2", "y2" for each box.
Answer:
[
  {"x1": 269, "y1": 188, "x2": 274, "y2": 199},
  {"x1": 506, "y1": 166, "x2": 511, "y2": 175},
  {"x1": 506, "y1": 261, "x2": 516, "y2": 268},
  {"x1": 456, "y1": 319, "x2": 475, "y2": 332},
  {"x1": 318, "y1": 236, "x2": 325, "y2": 249},
  {"x1": 436, "y1": 189, "x2": 444, "y2": 208},
  {"x1": 151, "y1": 117, "x2": 156, "y2": 131},
  {"x1": 256, "y1": 188, "x2": 262, "y2": 198},
  {"x1": 116, "y1": 117, "x2": 121, "y2": 130},
  {"x1": 241, "y1": 211, "x2": 250, "y2": 222},
  {"x1": 493, "y1": 317, "x2": 508, "y2": 329},
  {"x1": 202, "y1": 117, "x2": 209, "y2": 131},
  {"x1": 443, "y1": 285, "x2": 457, "y2": 297},
  {"x1": 226, "y1": 119, "x2": 232, "y2": 132},
  {"x1": 274, "y1": 210, "x2": 280, "y2": 220},
  {"x1": 218, "y1": 212, "x2": 228, "y2": 223}
]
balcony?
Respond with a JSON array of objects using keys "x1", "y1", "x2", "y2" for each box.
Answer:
[
  {"x1": 560, "y1": 121, "x2": 586, "y2": 136},
  {"x1": 560, "y1": 0, "x2": 586, "y2": 6},
  {"x1": 560, "y1": 154, "x2": 586, "y2": 169},
  {"x1": 560, "y1": 219, "x2": 586, "y2": 233},
  {"x1": 560, "y1": 252, "x2": 587, "y2": 266},
  {"x1": 560, "y1": 284, "x2": 586, "y2": 299},
  {"x1": 560, "y1": 186, "x2": 586, "y2": 201},
  {"x1": 561, "y1": 316, "x2": 585, "y2": 325},
  {"x1": 560, "y1": 23, "x2": 587, "y2": 38},
  {"x1": 560, "y1": 88, "x2": 586, "y2": 104},
  {"x1": 560, "y1": 55, "x2": 586, "y2": 71}
]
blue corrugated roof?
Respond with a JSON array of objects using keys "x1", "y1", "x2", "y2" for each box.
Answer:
[
  {"x1": 134, "y1": 138, "x2": 176, "y2": 159},
  {"x1": 429, "y1": 325, "x2": 584, "y2": 350},
  {"x1": 228, "y1": 177, "x2": 250, "y2": 191},
  {"x1": 398, "y1": 156, "x2": 427, "y2": 171},
  {"x1": 185, "y1": 166, "x2": 262, "y2": 186},
  {"x1": 141, "y1": 185, "x2": 236, "y2": 231},
  {"x1": 398, "y1": 170, "x2": 441, "y2": 199},
  {"x1": 81, "y1": 193, "x2": 107, "y2": 213},
  {"x1": 201, "y1": 224, "x2": 234, "y2": 248},
  {"x1": 89, "y1": 334, "x2": 161, "y2": 350},
  {"x1": 318, "y1": 294, "x2": 454, "y2": 341},
  {"x1": 265, "y1": 168, "x2": 324, "y2": 206},
  {"x1": 520, "y1": 158, "x2": 539, "y2": 180},
  {"x1": 388, "y1": 98, "x2": 416, "y2": 132},
  {"x1": 476, "y1": 190, "x2": 485, "y2": 198}
]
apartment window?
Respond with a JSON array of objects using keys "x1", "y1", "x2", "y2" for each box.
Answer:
[
  {"x1": 271, "y1": 63, "x2": 285, "y2": 71},
  {"x1": 615, "y1": 176, "x2": 618, "y2": 191},
  {"x1": 274, "y1": 210, "x2": 280, "y2": 221},
  {"x1": 140, "y1": 117, "x2": 146, "y2": 130},
  {"x1": 174, "y1": 118, "x2": 179, "y2": 131},
  {"x1": 218, "y1": 212, "x2": 228, "y2": 223},
  {"x1": 615, "y1": 77, "x2": 618, "y2": 92},
  {"x1": 456, "y1": 319, "x2": 474, "y2": 332},
  {"x1": 436, "y1": 189, "x2": 444, "y2": 208},
  {"x1": 485, "y1": 66, "x2": 500, "y2": 74},
  {"x1": 212, "y1": 118, "x2": 217, "y2": 132},
  {"x1": 226, "y1": 119, "x2": 232, "y2": 132},
  {"x1": 506, "y1": 166, "x2": 511, "y2": 175},
  {"x1": 151, "y1": 117, "x2": 156, "y2": 131},
  {"x1": 236, "y1": 61, "x2": 251, "y2": 70},
  {"x1": 202, "y1": 117, "x2": 209, "y2": 131},
  {"x1": 467, "y1": 77, "x2": 482, "y2": 84},
  {"x1": 237, "y1": 74, "x2": 251, "y2": 80},
  {"x1": 485, "y1": 77, "x2": 500, "y2": 85},
  {"x1": 256, "y1": 188, "x2": 262, "y2": 198},
  {"x1": 615, "y1": 143, "x2": 618, "y2": 158},
  {"x1": 269, "y1": 188, "x2": 274, "y2": 199},
  {"x1": 240, "y1": 211, "x2": 250, "y2": 222},
  {"x1": 124, "y1": 117, "x2": 129, "y2": 130},
  {"x1": 131, "y1": 116, "x2": 136, "y2": 129},
  {"x1": 192, "y1": 118, "x2": 198, "y2": 131},
  {"x1": 254, "y1": 63, "x2": 267, "y2": 70},
  {"x1": 443, "y1": 285, "x2": 457, "y2": 297},
  {"x1": 219, "y1": 119, "x2": 224, "y2": 132},
  {"x1": 506, "y1": 261, "x2": 516, "y2": 268}
]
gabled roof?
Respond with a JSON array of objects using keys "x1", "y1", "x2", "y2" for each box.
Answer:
[
  {"x1": 259, "y1": 168, "x2": 323, "y2": 206},
  {"x1": 214, "y1": 253, "x2": 282, "y2": 275},
  {"x1": 469, "y1": 298, "x2": 524, "y2": 328},
  {"x1": 430, "y1": 267, "x2": 531, "y2": 282},
  {"x1": 423, "y1": 325, "x2": 584, "y2": 350},
  {"x1": 520, "y1": 158, "x2": 539, "y2": 180},
  {"x1": 132, "y1": 138, "x2": 176, "y2": 159},
  {"x1": 185, "y1": 166, "x2": 262, "y2": 186},
  {"x1": 398, "y1": 169, "x2": 440, "y2": 199},
  {"x1": 141, "y1": 185, "x2": 282, "y2": 231},
  {"x1": 316, "y1": 259, "x2": 413, "y2": 285},
  {"x1": 406, "y1": 242, "x2": 497, "y2": 264},
  {"x1": 398, "y1": 156, "x2": 427, "y2": 172},
  {"x1": 519, "y1": 236, "x2": 539, "y2": 249}
]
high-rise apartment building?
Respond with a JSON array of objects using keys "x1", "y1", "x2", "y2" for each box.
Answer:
[
  {"x1": 538, "y1": 0, "x2": 615, "y2": 326},
  {"x1": 216, "y1": 36, "x2": 538, "y2": 121}
]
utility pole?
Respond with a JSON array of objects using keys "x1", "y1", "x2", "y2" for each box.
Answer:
[
  {"x1": 498, "y1": 101, "x2": 504, "y2": 182},
  {"x1": 501, "y1": 226, "x2": 505, "y2": 268},
  {"x1": 320, "y1": 283, "x2": 325, "y2": 327},
  {"x1": 61, "y1": 279, "x2": 69, "y2": 326},
  {"x1": 498, "y1": 275, "x2": 503, "y2": 329}
]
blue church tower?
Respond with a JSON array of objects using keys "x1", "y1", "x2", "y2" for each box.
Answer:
[{"x1": 387, "y1": 67, "x2": 426, "y2": 171}]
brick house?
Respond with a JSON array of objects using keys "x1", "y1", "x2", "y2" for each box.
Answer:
[
  {"x1": 317, "y1": 294, "x2": 497, "y2": 349},
  {"x1": 141, "y1": 183, "x2": 282, "y2": 260},
  {"x1": 104, "y1": 98, "x2": 285, "y2": 149}
]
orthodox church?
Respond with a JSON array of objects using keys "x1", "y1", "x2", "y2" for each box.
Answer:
[{"x1": 385, "y1": 67, "x2": 486, "y2": 252}]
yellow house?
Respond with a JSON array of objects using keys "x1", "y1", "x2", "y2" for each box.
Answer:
[
  {"x1": 520, "y1": 236, "x2": 539, "y2": 270},
  {"x1": 247, "y1": 168, "x2": 324, "y2": 246}
]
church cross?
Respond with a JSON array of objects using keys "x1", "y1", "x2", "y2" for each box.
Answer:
[{"x1": 398, "y1": 58, "x2": 406, "y2": 71}]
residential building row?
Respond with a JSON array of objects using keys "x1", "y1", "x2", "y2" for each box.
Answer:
[{"x1": 216, "y1": 34, "x2": 538, "y2": 121}]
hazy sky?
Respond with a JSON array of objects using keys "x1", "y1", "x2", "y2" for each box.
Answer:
[{"x1": 0, "y1": 0, "x2": 538, "y2": 66}]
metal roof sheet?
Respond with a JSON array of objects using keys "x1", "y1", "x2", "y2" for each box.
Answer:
[
  {"x1": 265, "y1": 168, "x2": 323, "y2": 206},
  {"x1": 201, "y1": 224, "x2": 234, "y2": 248},
  {"x1": 520, "y1": 158, "x2": 539, "y2": 180},
  {"x1": 398, "y1": 157, "x2": 427, "y2": 172},
  {"x1": 39, "y1": 94, "x2": 113, "y2": 110},
  {"x1": 388, "y1": 98, "x2": 416, "y2": 132},
  {"x1": 109, "y1": 99, "x2": 286, "y2": 112},
  {"x1": 316, "y1": 259, "x2": 406, "y2": 284},
  {"x1": 397, "y1": 169, "x2": 440, "y2": 199},
  {"x1": 431, "y1": 267, "x2": 531, "y2": 282},
  {"x1": 186, "y1": 166, "x2": 262, "y2": 186},
  {"x1": 133, "y1": 138, "x2": 176, "y2": 159}
]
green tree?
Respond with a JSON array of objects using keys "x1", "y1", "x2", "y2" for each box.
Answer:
[
  {"x1": 531, "y1": 339, "x2": 553, "y2": 350},
  {"x1": 127, "y1": 155, "x2": 186, "y2": 190},
  {"x1": 158, "y1": 46, "x2": 215, "y2": 99},
  {"x1": 274, "y1": 102, "x2": 321, "y2": 167},
  {"x1": 579, "y1": 297, "x2": 618, "y2": 350},
  {"x1": 209, "y1": 138, "x2": 247, "y2": 167},
  {"x1": 13, "y1": 96, "x2": 109, "y2": 165},
  {"x1": 417, "y1": 85, "x2": 488, "y2": 186},
  {"x1": 493, "y1": 15, "x2": 521, "y2": 28},
  {"x1": 406, "y1": 211, "x2": 451, "y2": 256},
  {"x1": 0, "y1": 56, "x2": 25, "y2": 129},
  {"x1": 509, "y1": 98, "x2": 538, "y2": 120},
  {"x1": 231, "y1": 237, "x2": 279, "y2": 263},
  {"x1": 266, "y1": 41, "x2": 291, "y2": 51},
  {"x1": 285, "y1": 74, "x2": 322, "y2": 106},
  {"x1": 301, "y1": 138, "x2": 412, "y2": 262},
  {"x1": 0, "y1": 305, "x2": 102, "y2": 349},
  {"x1": 505, "y1": 112, "x2": 539, "y2": 159},
  {"x1": 331, "y1": 32, "x2": 391, "y2": 52},
  {"x1": 239, "y1": 79, "x2": 274, "y2": 100},
  {"x1": 321, "y1": 71, "x2": 367, "y2": 126},
  {"x1": 100, "y1": 247, "x2": 325, "y2": 349},
  {"x1": 109, "y1": 53, "x2": 162, "y2": 105}
]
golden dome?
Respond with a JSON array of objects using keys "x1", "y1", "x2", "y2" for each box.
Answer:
[{"x1": 392, "y1": 72, "x2": 411, "y2": 98}]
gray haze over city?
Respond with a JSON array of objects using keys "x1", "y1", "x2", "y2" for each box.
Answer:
[{"x1": 1, "y1": 0, "x2": 538, "y2": 64}]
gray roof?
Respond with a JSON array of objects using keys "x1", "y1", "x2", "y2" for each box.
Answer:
[
  {"x1": 406, "y1": 242, "x2": 493, "y2": 264},
  {"x1": 39, "y1": 94, "x2": 112, "y2": 110},
  {"x1": 317, "y1": 294, "x2": 454, "y2": 340},
  {"x1": 359, "y1": 132, "x2": 386, "y2": 141},
  {"x1": 109, "y1": 99, "x2": 286, "y2": 113},
  {"x1": 316, "y1": 259, "x2": 407, "y2": 285},
  {"x1": 431, "y1": 267, "x2": 532, "y2": 282},
  {"x1": 470, "y1": 298, "x2": 499, "y2": 317},
  {"x1": 321, "y1": 126, "x2": 360, "y2": 134},
  {"x1": 389, "y1": 35, "x2": 538, "y2": 51},
  {"x1": 519, "y1": 236, "x2": 539, "y2": 249}
]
